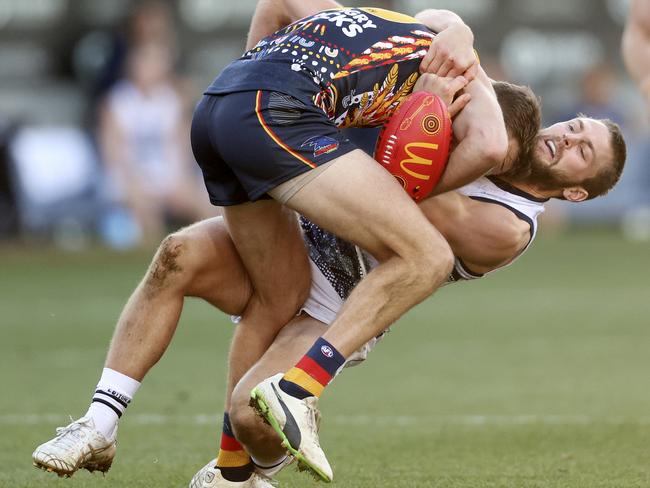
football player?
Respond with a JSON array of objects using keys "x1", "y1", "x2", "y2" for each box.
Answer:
[{"x1": 190, "y1": 4, "x2": 509, "y2": 481}]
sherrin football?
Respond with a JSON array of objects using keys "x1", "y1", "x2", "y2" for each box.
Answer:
[{"x1": 374, "y1": 91, "x2": 452, "y2": 202}]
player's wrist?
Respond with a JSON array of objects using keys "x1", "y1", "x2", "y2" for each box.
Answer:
[{"x1": 415, "y1": 9, "x2": 468, "y2": 33}]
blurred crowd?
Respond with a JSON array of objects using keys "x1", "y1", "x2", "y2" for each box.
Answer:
[
  {"x1": 0, "y1": 1, "x2": 216, "y2": 249},
  {"x1": 0, "y1": 0, "x2": 649, "y2": 249}
]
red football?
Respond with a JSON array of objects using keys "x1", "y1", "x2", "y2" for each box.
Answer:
[{"x1": 374, "y1": 91, "x2": 452, "y2": 201}]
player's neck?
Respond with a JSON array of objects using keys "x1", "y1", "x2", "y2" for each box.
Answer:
[{"x1": 498, "y1": 177, "x2": 556, "y2": 200}]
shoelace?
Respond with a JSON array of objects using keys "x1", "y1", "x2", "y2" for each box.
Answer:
[{"x1": 52, "y1": 419, "x2": 91, "y2": 452}]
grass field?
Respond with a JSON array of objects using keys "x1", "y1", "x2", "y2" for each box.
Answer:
[{"x1": 1, "y1": 229, "x2": 650, "y2": 488}]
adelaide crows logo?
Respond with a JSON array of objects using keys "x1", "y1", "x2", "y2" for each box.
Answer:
[{"x1": 301, "y1": 136, "x2": 340, "y2": 157}]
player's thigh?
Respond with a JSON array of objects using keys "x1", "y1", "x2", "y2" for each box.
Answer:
[
  {"x1": 285, "y1": 148, "x2": 447, "y2": 262},
  {"x1": 223, "y1": 200, "x2": 311, "y2": 313},
  {"x1": 172, "y1": 217, "x2": 252, "y2": 316},
  {"x1": 232, "y1": 314, "x2": 328, "y2": 404}
]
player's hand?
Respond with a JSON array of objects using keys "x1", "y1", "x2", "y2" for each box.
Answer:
[
  {"x1": 414, "y1": 73, "x2": 471, "y2": 117},
  {"x1": 419, "y1": 23, "x2": 478, "y2": 79}
]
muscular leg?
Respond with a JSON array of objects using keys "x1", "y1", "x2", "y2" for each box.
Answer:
[
  {"x1": 228, "y1": 150, "x2": 453, "y2": 361},
  {"x1": 231, "y1": 150, "x2": 452, "y2": 481},
  {"x1": 105, "y1": 217, "x2": 252, "y2": 381},
  {"x1": 230, "y1": 314, "x2": 328, "y2": 462},
  {"x1": 32, "y1": 217, "x2": 259, "y2": 476},
  {"x1": 222, "y1": 200, "x2": 311, "y2": 409}
]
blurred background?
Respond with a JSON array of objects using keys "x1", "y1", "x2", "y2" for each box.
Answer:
[
  {"x1": 0, "y1": 0, "x2": 648, "y2": 249},
  {"x1": 1, "y1": 3, "x2": 649, "y2": 486}
]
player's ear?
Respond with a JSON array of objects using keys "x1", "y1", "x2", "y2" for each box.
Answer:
[{"x1": 562, "y1": 186, "x2": 588, "y2": 202}]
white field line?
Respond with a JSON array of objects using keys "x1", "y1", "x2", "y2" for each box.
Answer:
[{"x1": 3, "y1": 413, "x2": 650, "y2": 426}]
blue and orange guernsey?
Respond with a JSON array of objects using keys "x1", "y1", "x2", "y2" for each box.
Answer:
[{"x1": 205, "y1": 7, "x2": 435, "y2": 128}]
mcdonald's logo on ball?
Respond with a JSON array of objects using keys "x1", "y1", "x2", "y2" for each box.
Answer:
[{"x1": 375, "y1": 92, "x2": 452, "y2": 201}]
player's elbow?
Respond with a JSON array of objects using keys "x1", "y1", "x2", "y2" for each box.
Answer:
[{"x1": 479, "y1": 126, "x2": 509, "y2": 164}]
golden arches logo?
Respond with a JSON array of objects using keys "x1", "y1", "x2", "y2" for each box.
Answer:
[{"x1": 400, "y1": 142, "x2": 439, "y2": 180}]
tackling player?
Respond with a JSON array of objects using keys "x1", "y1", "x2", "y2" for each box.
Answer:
[
  {"x1": 201, "y1": 1, "x2": 627, "y2": 479},
  {"x1": 190, "y1": 3, "x2": 514, "y2": 479}
]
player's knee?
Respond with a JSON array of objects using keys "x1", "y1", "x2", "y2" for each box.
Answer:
[
  {"x1": 403, "y1": 227, "x2": 454, "y2": 293},
  {"x1": 422, "y1": 237, "x2": 454, "y2": 287},
  {"x1": 228, "y1": 402, "x2": 255, "y2": 442},
  {"x1": 229, "y1": 386, "x2": 275, "y2": 446},
  {"x1": 143, "y1": 230, "x2": 201, "y2": 293}
]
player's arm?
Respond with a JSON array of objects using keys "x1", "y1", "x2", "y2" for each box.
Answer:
[
  {"x1": 622, "y1": 0, "x2": 650, "y2": 108},
  {"x1": 432, "y1": 66, "x2": 509, "y2": 195},
  {"x1": 418, "y1": 192, "x2": 530, "y2": 274},
  {"x1": 415, "y1": 9, "x2": 478, "y2": 80},
  {"x1": 246, "y1": 0, "x2": 343, "y2": 49},
  {"x1": 413, "y1": 10, "x2": 508, "y2": 193}
]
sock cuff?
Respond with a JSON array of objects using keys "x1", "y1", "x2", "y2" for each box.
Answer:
[
  {"x1": 98, "y1": 368, "x2": 141, "y2": 399},
  {"x1": 306, "y1": 337, "x2": 345, "y2": 376}
]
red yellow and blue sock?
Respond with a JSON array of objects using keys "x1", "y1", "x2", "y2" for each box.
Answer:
[
  {"x1": 279, "y1": 337, "x2": 345, "y2": 399},
  {"x1": 216, "y1": 412, "x2": 253, "y2": 482}
]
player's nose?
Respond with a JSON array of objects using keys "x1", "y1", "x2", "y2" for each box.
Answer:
[{"x1": 562, "y1": 133, "x2": 580, "y2": 146}]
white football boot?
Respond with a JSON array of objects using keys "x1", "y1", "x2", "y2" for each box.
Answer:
[
  {"x1": 250, "y1": 373, "x2": 332, "y2": 482},
  {"x1": 189, "y1": 459, "x2": 275, "y2": 488},
  {"x1": 32, "y1": 416, "x2": 116, "y2": 477}
]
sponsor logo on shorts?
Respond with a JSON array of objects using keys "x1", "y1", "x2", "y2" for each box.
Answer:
[
  {"x1": 301, "y1": 136, "x2": 340, "y2": 157},
  {"x1": 321, "y1": 345, "x2": 334, "y2": 358}
]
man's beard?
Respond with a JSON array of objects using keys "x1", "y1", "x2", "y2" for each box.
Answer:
[
  {"x1": 502, "y1": 142, "x2": 579, "y2": 191},
  {"x1": 526, "y1": 152, "x2": 580, "y2": 191}
]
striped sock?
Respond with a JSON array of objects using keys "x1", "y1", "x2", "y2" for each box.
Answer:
[
  {"x1": 86, "y1": 368, "x2": 140, "y2": 440},
  {"x1": 279, "y1": 337, "x2": 345, "y2": 399},
  {"x1": 216, "y1": 413, "x2": 253, "y2": 482}
]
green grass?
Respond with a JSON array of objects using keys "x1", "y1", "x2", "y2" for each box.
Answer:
[{"x1": 1, "y1": 229, "x2": 650, "y2": 487}]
